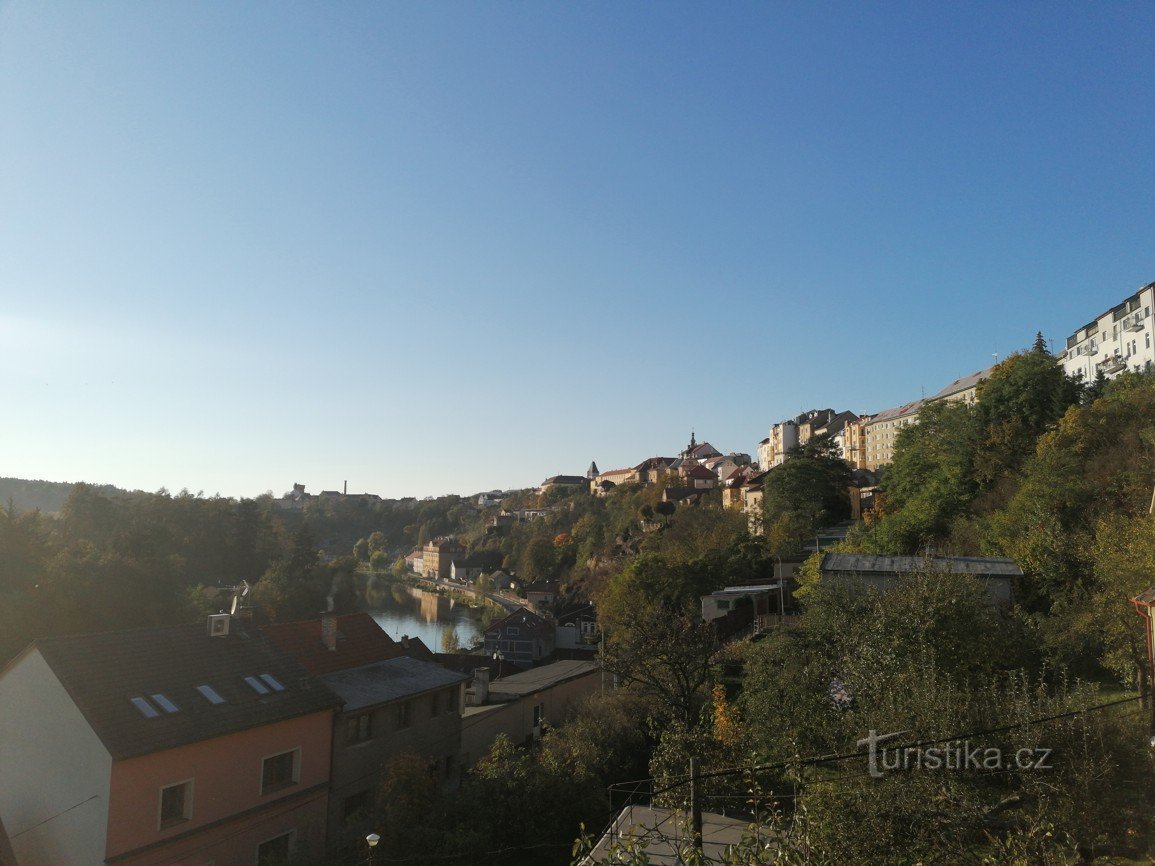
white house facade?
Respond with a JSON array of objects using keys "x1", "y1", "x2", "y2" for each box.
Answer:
[{"x1": 1060, "y1": 281, "x2": 1155, "y2": 384}]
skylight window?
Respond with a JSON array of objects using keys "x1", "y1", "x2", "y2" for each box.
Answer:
[
  {"x1": 244, "y1": 676, "x2": 270, "y2": 695},
  {"x1": 131, "y1": 696, "x2": 160, "y2": 718},
  {"x1": 150, "y1": 693, "x2": 180, "y2": 714},
  {"x1": 260, "y1": 674, "x2": 285, "y2": 692},
  {"x1": 196, "y1": 685, "x2": 225, "y2": 705}
]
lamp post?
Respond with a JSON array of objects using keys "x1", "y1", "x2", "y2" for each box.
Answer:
[
  {"x1": 366, "y1": 832, "x2": 380, "y2": 865},
  {"x1": 492, "y1": 649, "x2": 504, "y2": 680}
]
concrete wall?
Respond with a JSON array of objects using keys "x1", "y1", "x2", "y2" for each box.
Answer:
[
  {"x1": 327, "y1": 683, "x2": 463, "y2": 846},
  {"x1": 0, "y1": 649, "x2": 112, "y2": 866},
  {"x1": 460, "y1": 669, "x2": 601, "y2": 769}
]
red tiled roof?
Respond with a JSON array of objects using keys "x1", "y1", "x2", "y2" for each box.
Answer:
[{"x1": 262, "y1": 612, "x2": 404, "y2": 675}]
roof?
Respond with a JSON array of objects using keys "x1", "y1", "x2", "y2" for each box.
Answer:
[
  {"x1": 0, "y1": 814, "x2": 16, "y2": 866},
  {"x1": 820, "y1": 553, "x2": 1022, "y2": 578},
  {"x1": 485, "y1": 606, "x2": 555, "y2": 641},
  {"x1": 583, "y1": 805, "x2": 757, "y2": 865},
  {"x1": 452, "y1": 550, "x2": 504, "y2": 570},
  {"x1": 866, "y1": 399, "x2": 925, "y2": 426},
  {"x1": 541, "y1": 475, "x2": 588, "y2": 486},
  {"x1": 1133, "y1": 587, "x2": 1155, "y2": 606},
  {"x1": 320, "y1": 656, "x2": 469, "y2": 713},
  {"x1": 599, "y1": 468, "x2": 636, "y2": 479},
  {"x1": 684, "y1": 464, "x2": 716, "y2": 479},
  {"x1": 262, "y1": 612, "x2": 403, "y2": 676},
  {"x1": 932, "y1": 366, "x2": 994, "y2": 400},
  {"x1": 633, "y1": 457, "x2": 677, "y2": 471},
  {"x1": 30, "y1": 621, "x2": 341, "y2": 761},
  {"x1": 486, "y1": 660, "x2": 599, "y2": 698}
]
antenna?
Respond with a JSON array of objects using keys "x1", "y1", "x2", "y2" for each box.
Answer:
[
  {"x1": 227, "y1": 580, "x2": 250, "y2": 616},
  {"x1": 992, "y1": 352, "x2": 999, "y2": 364}
]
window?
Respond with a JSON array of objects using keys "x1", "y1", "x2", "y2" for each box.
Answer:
[
  {"x1": 396, "y1": 701, "x2": 411, "y2": 730},
  {"x1": 159, "y1": 780, "x2": 192, "y2": 828},
  {"x1": 256, "y1": 831, "x2": 294, "y2": 866},
  {"x1": 245, "y1": 676, "x2": 271, "y2": 695},
  {"x1": 507, "y1": 626, "x2": 519, "y2": 636},
  {"x1": 533, "y1": 702, "x2": 546, "y2": 728},
  {"x1": 196, "y1": 684, "x2": 226, "y2": 705},
  {"x1": 151, "y1": 693, "x2": 180, "y2": 714},
  {"x1": 260, "y1": 674, "x2": 285, "y2": 692},
  {"x1": 342, "y1": 790, "x2": 370, "y2": 823},
  {"x1": 261, "y1": 749, "x2": 299, "y2": 794},
  {"x1": 346, "y1": 713, "x2": 372, "y2": 745},
  {"x1": 131, "y1": 696, "x2": 160, "y2": 718}
]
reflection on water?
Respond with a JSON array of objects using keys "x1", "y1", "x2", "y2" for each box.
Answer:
[{"x1": 368, "y1": 582, "x2": 487, "y2": 651}]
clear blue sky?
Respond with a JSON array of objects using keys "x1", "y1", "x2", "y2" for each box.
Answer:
[{"x1": 2, "y1": 2, "x2": 1153, "y2": 499}]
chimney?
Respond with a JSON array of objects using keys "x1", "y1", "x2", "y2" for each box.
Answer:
[
  {"x1": 343, "y1": 480, "x2": 347, "y2": 496},
  {"x1": 401, "y1": 635, "x2": 410, "y2": 650},
  {"x1": 321, "y1": 612, "x2": 337, "y2": 651},
  {"x1": 472, "y1": 668, "x2": 490, "y2": 705}
]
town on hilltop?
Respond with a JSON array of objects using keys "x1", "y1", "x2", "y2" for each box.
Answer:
[{"x1": 2, "y1": 280, "x2": 1155, "y2": 865}]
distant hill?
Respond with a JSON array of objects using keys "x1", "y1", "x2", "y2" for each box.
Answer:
[{"x1": 0, "y1": 477, "x2": 132, "y2": 514}]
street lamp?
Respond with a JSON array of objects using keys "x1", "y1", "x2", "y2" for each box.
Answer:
[{"x1": 366, "y1": 832, "x2": 380, "y2": 865}]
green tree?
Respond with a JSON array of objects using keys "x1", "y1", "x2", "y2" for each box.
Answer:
[
  {"x1": 762, "y1": 435, "x2": 852, "y2": 553},
  {"x1": 518, "y1": 535, "x2": 557, "y2": 583}
]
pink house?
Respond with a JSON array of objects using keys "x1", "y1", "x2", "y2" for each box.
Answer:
[{"x1": 0, "y1": 618, "x2": 340, "y2": 866}]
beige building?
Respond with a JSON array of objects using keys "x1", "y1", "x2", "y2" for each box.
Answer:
[
  {"x1": 862, "y1": 400, "x2": 924, "y2": 471},
  {"x1": 461, "y1": 661, "x2": 600, "y2": 768},
  {"x1": 422, "y1": 538, "x2": 464, "y2": 579},
  {"x1": 931, "y1": 366, "x2": 993, "y2": 406}
]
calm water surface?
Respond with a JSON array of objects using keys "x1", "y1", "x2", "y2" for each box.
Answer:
[{"x1": 369, "y1": 582, "x2": 490, "y2": 651}]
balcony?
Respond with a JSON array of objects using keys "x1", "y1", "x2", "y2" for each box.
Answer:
[
  {"x1": 1123, "y1": 315, "x2": 1144, "y2": 332},
  {"x1": 1098, "y1": 354, "x2": 1126, "y2": 375}
]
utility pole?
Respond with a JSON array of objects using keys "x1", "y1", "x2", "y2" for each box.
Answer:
[{"x1": 689, "y1": 756, "x2": 703, "y2": 852}]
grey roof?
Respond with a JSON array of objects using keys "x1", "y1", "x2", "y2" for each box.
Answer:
[
  {"x1": 320, "y1": 656, "x2": 469, "y2": 713},
  {"x1": 932, "y1": 366, "x2": 994, "y2": 400},
  {"x1": 30, "y1": 622, "x2": 342, "y2": 761},
  {"x1": 584, "y1": 805, "x2": 757, "y2": 865},
  {"x1": 541, "y1": 475, "x2": 588, "y2": 486},
  {"x1": 487, "y1": 660, "x2": 599, "y2": 698},
  {"x1": 866, "y1": 399, "x2": 925, "y2": 425},
  {"x1": 821, "y1": 553, "x2": 1022, "y2": 577}
]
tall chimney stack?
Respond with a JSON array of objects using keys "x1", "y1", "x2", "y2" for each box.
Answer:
[{"x1": 321, "y1": 612, "x2": 337, "y2": 651}]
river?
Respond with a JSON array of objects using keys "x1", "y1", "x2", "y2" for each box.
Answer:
[{"x1": 367, "y1": 580, "x2": 496, "y2": 652}]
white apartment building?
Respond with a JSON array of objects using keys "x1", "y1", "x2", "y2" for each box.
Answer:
[{"x1": 1060, "y1": 281, "x2": 1155, "y2": 383}]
